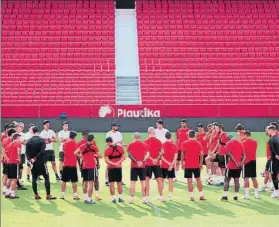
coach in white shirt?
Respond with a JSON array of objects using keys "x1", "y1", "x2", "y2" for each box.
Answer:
[
  {"x1": 155, "y1": 119, "x2": 169, "y2": 143},
  {"x1": 105, "y1": 122, "x2": 124, "y2": 186},
  {"x1": 57, "y1": 121, "x2": 70, "y2": 177},
  {"x1": 106, "y1": 122, "x2": 123, "y2": 146},
  {"x1": 40, "y1": 120, "x2": 60, "y2": 180}
]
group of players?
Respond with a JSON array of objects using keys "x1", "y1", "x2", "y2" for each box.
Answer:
[{"x1": 1, "y1": 119, "x2": 279, "y2": 204}]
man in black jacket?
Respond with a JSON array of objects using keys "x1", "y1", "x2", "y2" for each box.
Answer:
[
  {"x1": 267, "y1": 125, "x2": 279, "y2": 198},
  {"x1": 26, "y1": 126, "x2": 56, "y2": 200}
]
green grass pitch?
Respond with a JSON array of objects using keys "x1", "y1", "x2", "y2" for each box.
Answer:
[{"x1": 2, "y1": 132, "x2": 279, "y2": 227}]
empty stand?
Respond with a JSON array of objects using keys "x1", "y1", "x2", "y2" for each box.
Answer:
[
  {"x1": 1, "y1": 0, "x2": 115, "y2": 105},
  {"x1": 137, "y1": 0, "x2": 279, "y2": 105}
]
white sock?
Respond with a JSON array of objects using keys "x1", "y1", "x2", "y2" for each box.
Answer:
[
  {"x1": 175, "y1": 171, "x2": 178, "y2": 177},
  {"x1": 3, "y1": 187, "x2": 6, "y2": 193},
  {"x1": 84, "y1": 193, "x2": 88, "y2": 200},
  {"x1": 168, "y1": 192, "x2": 172, "y2": 197},
  {"x1": 130, "y1": 196, "x2": 134, "y2": 201},
  {"x1": 11, "y1": 190, "x2": 15, "y2": 197},
  {"x1": 208, "y1": 169, "x2": 212, "y2": 175},
  {"x1": 234, "y1": 192, "x2": 239, "y2": 197},
  {"x1": 224, "y1": 191, "x2": 228, "y2": 197},
  {"x1": 95, "y1": 191, "x2": 99, "y2": 196},
  {"x1": 111, "y1": 195, "x2": 116, "y2": 200},
  {"x1": 245, "y1": 188, "x2": 249, "y2": 197},
  {"x1": 61, "y1": 192, "x2": 65, "y2": 197},
  {"x1": 199, "y1": 191, "x2": 204, "y2": 197},
  {"x1": 221, "y1": 176, "x2": 225, "y2": 183},
  {"x1": 254, "y1": 188, "x2": 259, "y2": 196},
  {"x1": 73, "y1": 192, "x2": 78, "y2": 197},
  {"x1": 87, "y1": 196, "x2": 92, "y2": 201},
  {"x1": 190, "y1": 192, "x2": 194, "y2": 198},
  {"x1": 118, "y1": 194, "x2": 123, "y2": 199}
]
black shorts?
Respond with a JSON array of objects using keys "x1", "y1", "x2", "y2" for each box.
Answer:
[
  {"x1": 202, "y1": 154, "x2": 208, "y2": 165},
  {"x1": 44, "y1": 150, "x2": 55, "y2": 162},
  {"x1": 218, "y1": 155, "x2": 227, "y2": 169},
  {"x1": 20, "y1": 154, "x2": 26, "y2": 165},
  {"x1": 184, "y1": 168, "x2": 200, "y2": 179},
  {"x1": 31, "y1": 162, "x2": 49, "y2": 177},
  {"x1": 177, "y1": 151, "x2": 182, "y2": 161},
  {"x1": 265, "y1": 160, "x2": 271, "y2": 171},
  {"x1": 62, "y1": 166, "x2": 78, "y2": 183},
  {"x1": 161, "y1": 168, "x2": 175, "y2": 179},
  {"x1": 82, "y1": 168, "x2": 97, "y2": 181},
  {"x1": 145, "y1": 166, "x2": 162, "y2": 179},
  {"x1": 131, "y1": 168, "x2": 146, "y2": 181},
  {"x1": 243, "y1": 160, "x2": 257, "y2": 178},
  {"x1": 59, "y1": 152, "x2": 64, "y2": 162},
  {"x1": 7, "y1": 163, "x2": 19, "y2": 179},
  {"x1": 108, "y1": 168, "x2": 122, "y2": 183},
  {"x1": 2, "y1": 163, "x2": 8, "y2": 175},
  {"x1": 211, "y1": 153, "x2": 219, "y2": 162},
  {"x1": 225, "y1": 168, "x2": 241, "y2": 178}
]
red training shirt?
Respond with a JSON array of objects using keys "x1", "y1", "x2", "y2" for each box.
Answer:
[
  {"x1": 181, "y1": 140, "x2": 203, "y2": 169},
  {"x1": 127, "y1": 140, "x2": 148, "y2": 168},
  {"x1": 226, "y1": 140, "x2": 245, "y2": 169},
  {"x1": 1, "y1": 132, "x2": 7, "y2": 143},
  {"x1": 242, "y1": 138, "x2": 257, "y2": 164},
  {"x1": 161, "y1": 141, "x2": 178, "y2": 169},
  {"x1": 79, "y1": 143, "x2": 99, "y2": 169},
  {"x1": 144, "y1": 137, "x2": 162, "y2": 166},
  {"x1": 209, "y1": 133, "x2": 220, "y2": 151},
  {"x1": 63, "y1": 139, "x2": 77, "y2": 167},
  {"x1": 104, "y1": 145, "x2": 124, "y2": 169},
  {"x1": 6, "y1": 141, "x2": 21, "y2": 164},
  {"x1": 77, "y1": 138, "x2": 96, "y2": 148},
  {"x1": 176, "y1": 127, "x2": 190, "y2": 150},
  {"x1": 196, "y1": 132, "x2": 208, "y2": 155},
  {"x1": 218, "y1": 132, "x2": 228, "y2": 155}
]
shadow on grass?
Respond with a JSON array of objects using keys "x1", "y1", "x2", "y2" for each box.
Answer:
[
  {"x1": 63, "y1": 199, "x2": 123, "y2": 220},
  {"x1": 195, "y1": 200, "x2": 236, "y2": 217},
  {"x1": 8, "y1": 192, "x2": 39, "y2": 214},
  {"x1": 37, "y1": 200, "x2": 65, "y2": 216}
]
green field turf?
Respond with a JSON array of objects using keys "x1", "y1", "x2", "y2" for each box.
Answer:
[{"x1": 2, "y1": 132, "x2": 279, "y2": 227}]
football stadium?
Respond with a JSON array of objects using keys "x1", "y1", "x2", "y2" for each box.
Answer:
[{"x1": 1, "y1": 0, "x2": 279, "y2": 227}]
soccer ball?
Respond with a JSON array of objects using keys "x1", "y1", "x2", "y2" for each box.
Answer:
[
  {"x1": 260, "y1": 169, "x2": 265, "y2": 177},
  {"x1": 207, "y1": 178, "x2": 214, "y2": 185}
]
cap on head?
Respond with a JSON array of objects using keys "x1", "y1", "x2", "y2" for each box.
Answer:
[
  {"x1": 197, "y1": 123, "x2": 204, "y2": 128},
  {"x1": 267, "y1": 125, "x2": 276, "y2": 131},
  {"x1": 7, "y1": 128, "x2": 16, "y2": 136},
  {"x1": 106, "y1": 137, "x2": 113, "y2": 143},
  {"x1": 244, "y1": 130, "x2": 251, "y2": 137},
  {"x1": 270, "y1": 122, "x2": 278, "y2": 130},
  {"x1": 82, "y1": 129, "x2": 89, "y2": 136},
  {"x1": 165, "y1": 131, "x2": 172, "y2": 139},
  {"x1": 43, "y1": 120, "x2": 50, "y2": 125},
  {"x1": 28, "y1": 123, "x2": 35, "y2": 129},
  {"x1": 87, "y1": 134, "x2": 94, "y2": 142},
  {"x1": 32, "y1": 126, "x2": 39, "y2": 134},
  {"x1": 235, "y1": 123, "x2": 245, "y2": 131},
  {"x1": 69, "y1": 131, "x2": 77, "y2": 139},
  {"x1": 188, "y1": 130, "x2": 195, "y2": 138},
  {"x1": 157, "y1": 119, "x2": 164, "y2": 125}
]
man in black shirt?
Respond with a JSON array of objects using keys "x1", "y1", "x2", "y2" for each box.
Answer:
[
  {"x1": 267, "y1": 125, "x2": 279, "y2": 198},
  {"x1": 26, "y1": 126, "x2": 56, "y2": 200}
]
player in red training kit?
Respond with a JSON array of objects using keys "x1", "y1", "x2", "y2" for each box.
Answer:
[
  {"x1": 197, "y1": 123, "x2": 210, "y2": 179},
  {"x1": 175, "y1": 119, "x2": 189, "y2": 180},
  {"x1": 144, "y1": 127, "x2": 163, "y2": 201},
  {"x1": 221, "y1": 136, "x2": 246, "y2": 201},
  {"x1": 1, "y1": 123, "x2": 12, "y2": 142},
  {"x1": 181, "y1": 130, "x2": 205, "y2": 201},
  {"x1": 127, "y1": 132, "x2": 149, "y2": 204},
  {"x1": 242, "y1": 131, "x2": 259, "y2": 199},
  {"x1": 161, "y1": 132, "x2": 178, "y2": 201},
  {"x1": 60, "y1": 131, "x2": 79, "y2": 200},
  {"x1": 104, "y1": 137, "x2": 125, "y2": 203},
  {"x1": 75, "y1": 134, "x2": 101, "y2": 204},
  {"x1": 235, "y1": 123, "x2": 245, "y2": 142},
  {"x1": 1, "y1": 128, "x2": 16, "y2": 197},
  {"x1": 3, "y1": 133, "x2": 22, "y2": 199}
]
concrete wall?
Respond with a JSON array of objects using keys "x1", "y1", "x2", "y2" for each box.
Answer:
[{"x1": 1, "y1": 118, "x2": 278, "y2": 132}]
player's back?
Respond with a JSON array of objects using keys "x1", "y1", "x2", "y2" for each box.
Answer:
[
  {"x1": 63, "y1": 140, "x2": 77, "y2": 167},
  {"x1": 226, "y1": 139, "x2": 244, "y2": 169},
  {"x1": 242, "y1": 139, "x2": 257, "y2": 163},
  {"x1": 127, "y1": 140, "x2": 147, "y2": 167},
  {"x1": 182, "y1": 140, "x2": 202, "y2": 168}
]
